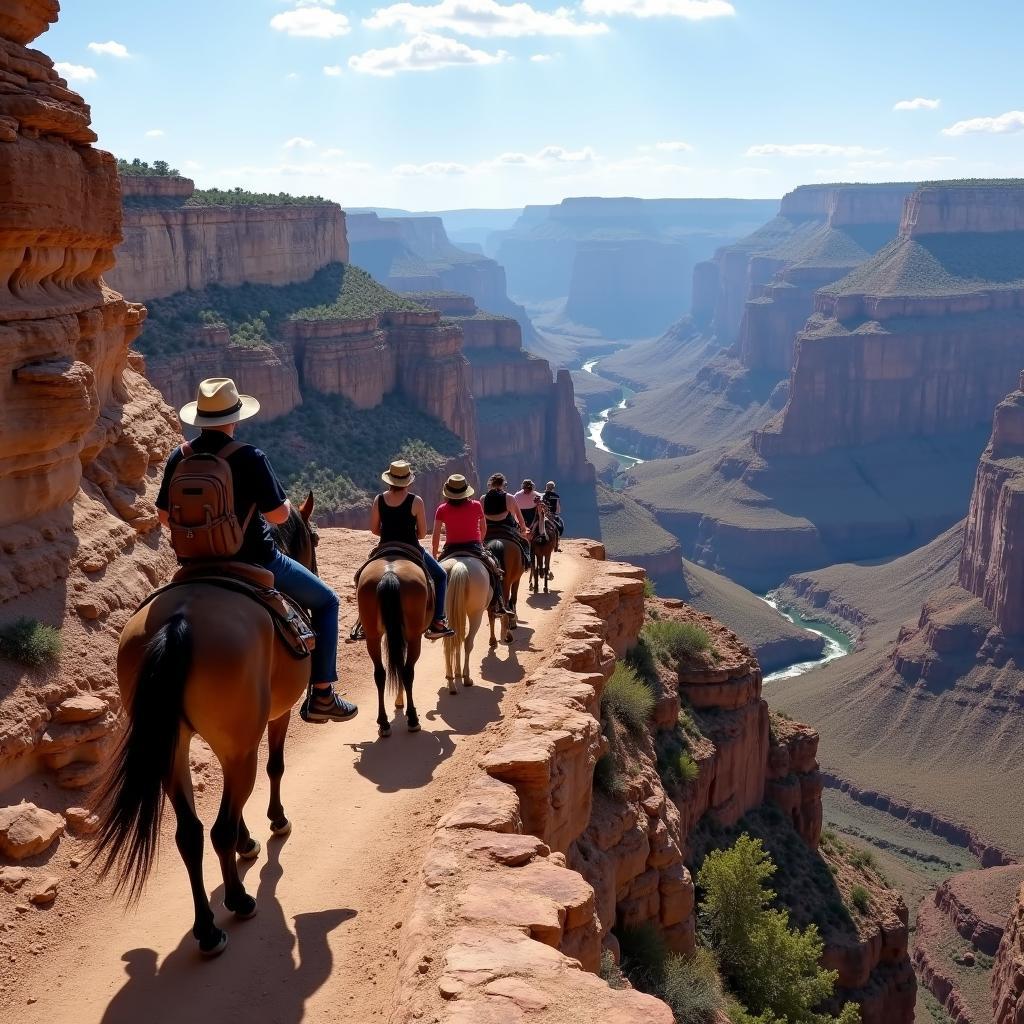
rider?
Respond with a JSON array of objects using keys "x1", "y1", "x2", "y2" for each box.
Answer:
[
  {"x1": 371, "y1": 460, "x2": 454, "y2": 640},
  {"x1": 513, "y1": 479, "x2": 541, "y2": 529},
  {"x1": 483, "y1": 472, "x2": 532, "y2": 568},
  {"x1": 543, "y1": 480, "x2": 564, "y2": 551},
  {"x1": 432, "y1": 474, "x2": 513, "y2": 616},
  {"x1": 156, "y1": 378, "x2": 357, "y2": 724}
]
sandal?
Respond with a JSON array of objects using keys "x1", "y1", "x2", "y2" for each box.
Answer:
[{"x1": 300, "y1": 686, "x2": 359, "y2": 723}]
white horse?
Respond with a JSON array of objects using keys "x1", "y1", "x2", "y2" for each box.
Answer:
[{"x1": 441, "y1": 555, "x2": 493, "y2": 693}]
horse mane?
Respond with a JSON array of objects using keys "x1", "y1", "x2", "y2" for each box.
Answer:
[{"x1": 271, "y1": 506, "x2": 317, "y2": 571}]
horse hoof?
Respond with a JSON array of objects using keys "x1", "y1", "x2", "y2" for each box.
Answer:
[
  {"x1": 237, "y1": 838, "x2": 260, "y2": 861},
  {"x1": 489, "y1": 638, "x2": 498, "y2": 648},
  {"x1": 226, "y1": 895, "x2": 258, "y2": 920},
  {"x1": 199, "y1": 930, "x2": 229, "y2": 958},
  {"x1": 408, "y1": 721, "x2": 421, "y2": 733},
  {"x1": 463, "y1": 677, "x2": 474, "y2": 687},
  {"x1": 448, "y1": 686, "x2": 457, "y2": 696},
  {"x1": 379, "y1": 725, "x2": 392, "y2": 738},
  {"x1": 270, "y1": 818, "x2": 292, "y2": 837}
]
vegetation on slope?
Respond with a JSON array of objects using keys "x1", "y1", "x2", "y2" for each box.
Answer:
[
  {"x1": 186, "y1": 187, "x2": 330, "y2": 206},
  {"x1": 137, "y1": 264, "x2": 425, "y2": 355},
  {"x1": 0, "y1": 618, "x2": 62, "y2": 667},
  {"x1": 247, "y1": 391, "x2": 464, "y2": 512},
  {"x1": 117, "y1": 157, "x2": 180, "y2": 176}
]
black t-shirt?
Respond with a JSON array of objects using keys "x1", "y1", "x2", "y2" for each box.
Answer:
[
  {"x1": 543, "y1": 491, "x2": 560, "y2": 513},
  {"x1": 156, "y1": 430, "x2": 287, "y2": 565}
]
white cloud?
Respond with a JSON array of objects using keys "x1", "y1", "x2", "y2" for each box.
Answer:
[
  {"x1": 394, "y1": 161, "x2": 470, "y2": 175},
  {"x1": 324, "y1": 64, "x2": 344, "y2": 76},
  {"x1": 492, "y1": 145, "x2": 596, "y2": 166},
  {"x1": 580, "y1": 0, "x2": 733, "y2": 19},
  {"x1": 349, "y1": 33, "x2": 508, "y2": 75},
  {"x1": 88, "y1": 40, "x2": 131, "y2": 58},
  {"x1": 942, "y1": 110, "x2": 1024, "y2": 137},
  {"x1": 145, "y1": 129, "x2": 165, "y2": 138},
  {"x1": 654, "y1": 140, "x2": 694, "y2": 152},
  {"x1": 285, "y1": 71, "x2": 301, "y2": 80},
  {"x1": 893, "y1": 97, "x2": 939, "y2": 112},
  {"x1": 530, "y1": 53, "x2": 555, "y2": 61},
  {"x1": 54, "y1": 62, "x2": 97, "y2": 82},
  {"x1": 745, "y1": 142, "x2": 884, "y2": 158},
  {"x1": 270, "y1": 5, "x2": 351, "y2": 37},
  {"x1": 284, "y1": 136, "x2": 316, "y2": 149},
  {"x1": 365, "y1": 0, "x2": 606, "y2": 38}
]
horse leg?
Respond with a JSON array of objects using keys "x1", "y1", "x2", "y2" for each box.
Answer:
[
  {"x1": 444, "y1": 632, "x2": 457, "y2": 695},
  {"x1": 266, "y1": 712, "x2": 292, "y2": 837},
  {"x1": 167, "y1": 728, "x2": 225, "y2": 955},
  {"x1": 404, "y1": 633, "x2": 421, "y2": 733},
  {"x1": 367, "y1": 633, "x2": 390, "y2": 737},
  {"x1": 543, "y1": 552, "x2": 550, "y2": 594},
  {"x1": 210, "y1": 750, "x2": 259, "y2": 920},
  {"x1": 236, "y1": 812, "x2": 260, "y2": 861},
  {"x1": 464, "y1": 609, "x2": 483, "y2": 687}
]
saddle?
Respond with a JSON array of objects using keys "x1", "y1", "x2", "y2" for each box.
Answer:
[
  {"x1": 485, "y1": 523, "x2": 531, "y2": 566},
  {"x1": 439, "y1": 543, "x2": 503, "y2": 576},
  {"x1": 137, "y1": 561, "x2": 315, "y2": 659},
  {"x1": 352, "y1": 542, "x2": 435, "y2": 611}
]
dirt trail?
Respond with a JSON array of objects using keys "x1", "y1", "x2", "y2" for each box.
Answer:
[{"x1": 1, "y1": 531, "x2": 592, "y2": 1024}]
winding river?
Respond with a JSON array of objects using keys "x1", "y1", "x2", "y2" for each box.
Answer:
[{"x1": 578, "y1": 358, "x2": 854, "y2": 681}]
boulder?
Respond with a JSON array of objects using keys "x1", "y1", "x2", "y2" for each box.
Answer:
[{"x1": 0, "y1": 803, "x2": 64, "y2": 859}]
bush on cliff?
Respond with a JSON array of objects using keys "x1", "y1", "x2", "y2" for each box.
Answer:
[
  {"x1": 602, "y1": 663, "x2": 656, "y2": 736},
  {"x1": 0, "y1": 618, "x2": 62, "y2": 667},
  {"x1": 117, "y1": 157, "x2": 180, "y2": 176},
  {"x1": 697, "y1": 835, "x2": 861, "y2": 1024},
  {"x1": 187, "y1": 187, "x2": 330, "y2": 207},
  {"x1": 644, "y1": 619, "x2": 714, "y2": 664}
]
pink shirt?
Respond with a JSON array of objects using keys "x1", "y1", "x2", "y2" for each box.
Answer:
[
  {"x1": 434, "y1": 500, "x2": 485, "y2": 544},
  {"x1": 513, "y1": 489, "x2": 539, "y2": 512}
]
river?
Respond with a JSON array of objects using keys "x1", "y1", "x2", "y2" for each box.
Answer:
[{"x1": 580, "y1": 359, "x2": 644, "y2": 471}]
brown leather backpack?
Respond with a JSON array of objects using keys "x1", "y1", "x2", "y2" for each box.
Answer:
[{"x1": 166, "y1": 441, "x2": 255, "y2": 560}]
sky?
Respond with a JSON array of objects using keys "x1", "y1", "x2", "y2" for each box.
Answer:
[{"x1": 44, "y1": 0, "x2": 1024, "y2": 210}]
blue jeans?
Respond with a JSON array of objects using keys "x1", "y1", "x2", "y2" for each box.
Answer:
[
  {"x1": 422, "y1": 548, "x2": 447, "y2": 620},
  {"x1": 263, "y1": 549, "x2": 339, "y2": 684}
]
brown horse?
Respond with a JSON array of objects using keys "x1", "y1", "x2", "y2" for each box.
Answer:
[
  {"x1": 90, "y1": 495, "x2": 319, "y2": 957},
  {"x1": 530, "y1": 501, "x2": 557, "y2": 594},
  {"x1": 485, "y1": 533, "x2": 527, "y2": 646},
  {"x1": 356, "y1": 557, "x2": 432, "y2": 737}
]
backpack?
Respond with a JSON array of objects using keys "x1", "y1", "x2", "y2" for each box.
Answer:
[{"x1": 166, "y1": 441, "x2": 256, "y2": 560}]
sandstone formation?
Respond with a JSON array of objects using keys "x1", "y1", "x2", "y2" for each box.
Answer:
[
  {"x1": 107, "y1": 176, "x2": 348, "y2": 301},
  {"x1": 993, "y1": 882, "x2": 1024, "y2": 1024},
  {"x1": 0, "y1": 2, "x2": 179, "y2": 789}
]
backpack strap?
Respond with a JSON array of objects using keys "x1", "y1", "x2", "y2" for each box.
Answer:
[
  {"x1": 180, "y1": 441, "x2": 193, "y2": 458},
  {"x1": 215, "y1": 439, "x2": 257, "y2": 531}
]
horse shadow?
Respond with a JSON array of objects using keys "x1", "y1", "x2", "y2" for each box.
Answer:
[
  {"x1": 524, "y1": 590, "x2": 561, "y2": 610},
  {"x1": 348, "y1": 720, "x2": 458, "y2": 793},
  {"x1": 98, "y1": 840, "x2": 354, "y2": 1024}
]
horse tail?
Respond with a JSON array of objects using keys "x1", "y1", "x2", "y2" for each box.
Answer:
[
  {"x1": 377, "y1": 569, "x2": 406, "y2": 697},
  {"x1": 445, "y1": 562, "x2": 470, "y2": 659},
  {"x1": 90, "y1": 613, "x2": 192, "y2": 903}
]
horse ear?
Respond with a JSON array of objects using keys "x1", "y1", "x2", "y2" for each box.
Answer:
[{"x1": 300, "y1": 491, "x2": 315, "y2": 522}]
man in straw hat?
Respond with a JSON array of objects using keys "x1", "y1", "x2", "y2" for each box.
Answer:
[
  {"x1": 370, "y1": 460, "x2": 455, "y2": 640},
  {"x1": 156, "y1": 378, "x2": 358, "y2": 724}
]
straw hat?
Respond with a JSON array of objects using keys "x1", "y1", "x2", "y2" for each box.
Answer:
[
  {"x1": 179, "y1": 377, "x2": 260, "y2": 427},
  {"x1": 381, "y1": 460, "x2": 415, "y2": 487},
  {"x1": 442, "y1": 474, "x2": 475, "y2": 500}
]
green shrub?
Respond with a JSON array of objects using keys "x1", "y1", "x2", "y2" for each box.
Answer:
[
  {"x1": 643, "y1": 577, "x2": 657, "y2": 598},
  {"x1": 663, "y1": 947, "x2": 728, "y2": 1024},
  {"x1": 0, "y1": 618, "x2": 62, "y2": 667},
  {"x1": 618, "y1": 922, "x2": 668, "y2": 993},
  {"x1": 678, "y1": 752, "x2": 700, "y2": 786},
  {"x1": 117, "y1": 157, "x2": 179, "y2": 177},
  {"x1": 849, "y1": 849, "x2": 876, "y2": 873},
  {"x1": 624, "y1": 635, "x2": 658, "y2": 685},
  {"x1": 594, "y1": 751, "x2": 626, "y2": 797},
  {"x1": 644, "y1": 619, "x2": 714, "y2": 665},
  {"x1": 849, "y1": 886, "x2": 870, "y2": 914},
  {"x1": 601, "y1": 663, "x2": 655, "y2": 736},
  {"x1": 599, "y1": 948, "x2": 628, "y2": 990}
]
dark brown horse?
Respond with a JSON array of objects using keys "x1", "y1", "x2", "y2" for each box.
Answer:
[
  {"x1": 485, "y1": 533, "x2": 527, "y2": 646},
  {"x1": 90, "y1": 495, "x2": 319, "y2": 957},
  {"x1": 356, "y1": 558, "x2": 432, "y2": 737},
  {"x1": 530, "y1": 500, "x2": 557, "y2": 594}
]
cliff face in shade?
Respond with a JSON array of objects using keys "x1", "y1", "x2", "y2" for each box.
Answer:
[
  {"x1": 755, "y1": 183, "x2": 1024, "y2": 458},
  {"x1": 993, "y1": 882, "x2": 1024, "y2": 1024},
  {"x1": 107, "y1": 176, "x2": 348, "y2": 301},
  {"x1": 0, "y1": 2, "x2": 179, "y2": 788},
  {"x1": 957, "y1": 374, "x2": 1024, "y2": 635},
  {"x1": 416, "y1": 294, "x2": 594, "y2": 489}
]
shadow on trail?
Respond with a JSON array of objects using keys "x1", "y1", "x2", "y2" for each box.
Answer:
[
  {"x1": 349, "y1": 722, "x2": 458, "y2": 793},
  {"x1": 99, "y1": 840, "x2": 354, "y2": 1024}
]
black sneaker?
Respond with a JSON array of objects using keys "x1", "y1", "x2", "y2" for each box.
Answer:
[
  {"x1": 300, "y1": 687, "x2": 359, "y2": 723},
  {"x1": 425, "y1": 619, "x2": 456, "y2": 640},
  {"x1": 344, "y1": 622, "x2": 365, "y2": 644}
]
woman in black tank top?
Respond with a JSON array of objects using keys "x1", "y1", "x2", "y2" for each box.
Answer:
[{"x1": 376, "y1": 491, "x2": 419, "y2": 547}]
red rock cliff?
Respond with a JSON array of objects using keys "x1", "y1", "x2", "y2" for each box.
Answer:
[
  {"x1": 993, "y1": 882, "x2": 1024, "y2": 1023},
  {"x1": 107, "y1": 176, "x2": 348, "y2": 301},
  {"x1": 0, "y1": 0, "x2": 179, "y2": 789},
  {"x1": 755, "y1": 183, "x2": 1024, "y2": 458}
]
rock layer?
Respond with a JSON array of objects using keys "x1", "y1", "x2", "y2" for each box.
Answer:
[
  {"x1": 0, "y1": 2, "x2": 179, "y2": 789},
  {"x1": 993, "y1": 883, "x2": 1024, "y2": 1024}
]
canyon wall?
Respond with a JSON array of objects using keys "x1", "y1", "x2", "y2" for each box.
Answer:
[
  {"x1": 0, "y1": 0, "x2": 180, "y2": 790},
  {"x1": 108, "y1": 176, "x2": 348, "y2": 301},
  {"x1": 755, "y1": 183, "x2": 1024, "y2": 458},
  {"x1": 392, "y1": 549, "x2": 913, "y2": 1024},
  {"x1": 993, "y1": 883, "x2": 1024, "y2": 1024}
]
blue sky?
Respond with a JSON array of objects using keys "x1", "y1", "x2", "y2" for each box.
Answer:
[{"x1": 46, "y1": 0, "x2": 1024, "y2": 209}]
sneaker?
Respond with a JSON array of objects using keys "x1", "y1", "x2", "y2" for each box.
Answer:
[
  {"x1": 425, "y1": 619, "x2": 456, "y2": 640},
  {"x1": 300, "y1": 687, "x2": 359, "y2": 723},
  {"x1": 344, "y1": 622, "x2": 365, "y2": 644}
]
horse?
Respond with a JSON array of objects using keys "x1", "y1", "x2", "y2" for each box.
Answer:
[
  {"x1": 485, "y1": 532, "x2": 527, "y2": 646},
  {"x1": 440, "y1": 555, "x2": 493, "y2": 693},
  {"x1": 90, "y1": 493, "x2": 320, "y2": 958},
  {"x1": 356, "y1": 557, "x2": 432, "y2": 738},
  {"x1": 530, "y1": 501, "x2": 558, "y2": 595}
]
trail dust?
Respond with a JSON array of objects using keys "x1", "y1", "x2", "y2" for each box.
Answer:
[{"x1": 1, "y1": 529, "x2": 594, "y2": 1024}]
